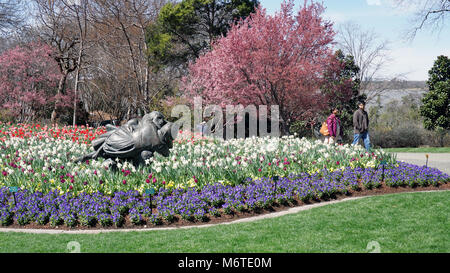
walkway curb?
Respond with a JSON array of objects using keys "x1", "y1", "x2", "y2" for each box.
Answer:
[
  {"x1": 0, "y1": 190, "x2": 448, "y2": 235},
  {"x1": 395, "y1": 153, "x2": 450, "y2": 175}
]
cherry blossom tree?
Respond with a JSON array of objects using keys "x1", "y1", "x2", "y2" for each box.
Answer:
[
  {"x1": 0, "y1": 42, "x2": 70, "y2": 122},
  {"x1": 182, "y1": 0, "x2": 351, "y2": 135}
]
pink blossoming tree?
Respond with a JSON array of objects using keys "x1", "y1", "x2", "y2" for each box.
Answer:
[
  {"x1": 182, "y1": 0, "x2": 352, "y2": 135},
  {"x1": 0, "y1": 42, "x2": 73, "y2": 123}
]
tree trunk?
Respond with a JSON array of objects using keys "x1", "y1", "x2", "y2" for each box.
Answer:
[
  {"x1": 73, "y1": 40, "x2": 83, "y2": 127},
  {"x1": 51, "y1": 73, "x2": 67, "y2": 125},
  {"x1": 280, "y1": 120, "x2": 291, "y2": 136},
  {"x1": 72, "y1": 0, "x2": 86, "y2": 127},
  {"x1": 280, "y1": 111, "x2": 291, "y2": 136},
  {"x1": 142, "y1": 27, "x2": 150, "y2": 113},
  {"x1": 126, "y1": 104, "x2": 131, "y2": 121}
]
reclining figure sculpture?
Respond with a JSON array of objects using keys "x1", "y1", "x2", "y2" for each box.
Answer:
[{"x1": 75, "y1": 111, "x2": 174, "y2": 167}]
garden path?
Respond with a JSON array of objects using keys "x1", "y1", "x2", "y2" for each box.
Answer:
[{"x1": 395, "y1": 153, "x2": 450, "y2": 174}]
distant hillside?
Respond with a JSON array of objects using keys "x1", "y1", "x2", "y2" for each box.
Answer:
[
  {"x1": 364, "y1": 80, "x2": 428, "y2": 91},
  {"x1": 360, "y1": 81, "x2": 428, "y2": 108},
  {"x1": 396, "y1": 81, "x2": 427, "y2": 90}
]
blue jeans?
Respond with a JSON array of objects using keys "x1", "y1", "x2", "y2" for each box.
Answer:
[{"x1": 352, "y1": 131, "x2": 371, "y2": 151}]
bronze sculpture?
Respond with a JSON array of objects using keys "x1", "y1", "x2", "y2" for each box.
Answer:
[{"x1": 75, "y1": 111, "x2": 174, "y2": 167}]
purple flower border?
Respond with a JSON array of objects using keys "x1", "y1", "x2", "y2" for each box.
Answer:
[{"x1": 1, "y1": 162, "x2": 449, "y2": 228}]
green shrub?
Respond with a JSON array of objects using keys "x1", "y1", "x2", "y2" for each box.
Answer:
[{"x1": 371, "y1": 124, "x2": 425, "y2": 148}]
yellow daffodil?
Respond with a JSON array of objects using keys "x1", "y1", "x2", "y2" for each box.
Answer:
[
  {"x1": 167, "y1": 181, "x2": 175, "y2": 189},
  {"x1": 187, "y1": 178, "x2": 196, "y2": 188}
]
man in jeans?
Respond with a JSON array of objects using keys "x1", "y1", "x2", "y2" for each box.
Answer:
[{"x1": 352, "y1": 101, "x2": 371, "y2": 151}]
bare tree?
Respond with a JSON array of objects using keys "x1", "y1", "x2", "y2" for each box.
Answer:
[
  {"x1": 392, "y1": 0, "x2": 449, "y2": 39},
  {"x1": 61, "y1": 0, "x2": 89, "y2": 126},
  {"x1": 335, "y1": 21, "x2": 406, "y2": 103},
  {"x1": 0, "y1": 0, "x2": 25, "y2": 33},
  {"x1": 33, "y1": 0, "x2": 81, "y2": 124},
  {"x1": 29, "y1": 0, "x2": 175, "y2": 124},
  {"x1": 81, "y1": 46, "x2": 138, "y2": 122},
  {"x1": 88, "y1": 0, "x2": 167, "y2": 119}
]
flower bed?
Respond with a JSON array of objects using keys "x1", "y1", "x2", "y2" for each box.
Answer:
[
  {"x1": 0, "y1": 122, "x2": 106, "y2": 144},
  {"x1": 0, "y1": 123, "x2": 448, "y2": 229},
  {"x1": 1, "y1": 163, "x2": 448, "y2": 228},
  {"x1": 0, "y1": 123, "x2": 397, "y2": 194}
]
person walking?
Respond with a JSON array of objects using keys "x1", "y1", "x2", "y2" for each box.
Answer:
[
  {"x1": 352, "y1": 101, "x2": 371, "y2": 151},
  {"x1": 196, "y1": 121, "x2": 208, "y2": 136},
  {"x1": 324, "y1": 107, "x2": 343, "y2": 144}
]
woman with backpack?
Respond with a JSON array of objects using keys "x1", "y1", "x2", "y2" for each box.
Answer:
[{"x1": 323, "y1": 107, "x2": 343, "y2": 144}]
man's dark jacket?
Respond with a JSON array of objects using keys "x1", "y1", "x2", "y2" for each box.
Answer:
[{"x1": 353, "y1": 108, "x2": 369, "y2": 134}]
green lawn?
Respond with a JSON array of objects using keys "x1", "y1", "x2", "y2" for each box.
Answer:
[
  {"x1": 0, "y1": 191, "x2": 449, "y2": 253},
  {"x1": 383, "y1": 147, "x2": 450, "y2": 153}
]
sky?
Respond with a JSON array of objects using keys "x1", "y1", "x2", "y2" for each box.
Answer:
[{"x1": 259, "y1": 0, "x2": 450, "y2": 81}]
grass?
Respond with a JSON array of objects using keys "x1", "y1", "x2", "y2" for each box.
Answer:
[
  {"x1": 0, "y1": 191, "x2": 449, "y2": 253},
  {"x1": 383, "y1": 147, "x2": 450, "y2": 153}
]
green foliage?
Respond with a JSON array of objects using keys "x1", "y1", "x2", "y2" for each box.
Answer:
[
  {"x1": 420, "y1": 55, "x2": 450, "y2": 135},
  {"x1": 369, "y1": 94, "x2": 450, "y2": 148},
  {"x1": 148, "y1": 95, "x2": 191, "y2": 124},
  {"x1": 159, "y1": 0, "x2": 201, "y2": 29},
  {"x1": 290, "y1": 120, "x2": 314, "y2": 138},
  {"x1": 373, "y1": 95, "x2": 422, "y2": 129},
  {"x1": 146, "y1": 0, "x2": 204, "y2": 68},
  {"x1": 370, "y1": 95, "x2": 424, "y2": 148},
  {"x1": 0, "y1": 109, "x2": 14, "y2": 123},
  {"x1": 420, "y1": 80, "x2": 450, "y2": 131},
  {"x1": 371, "y1": 124, "x2": 426, "y2": 148},
  {"x1": 146, "y1": 22, "x2": 174, "y2": 72},
  {"x1": 384, "y1": 147, "x2": 450, "y2": 153},
  {"x1": 426, "y1": 55, "x2": 450, "y2": 92},
  {"x1": 336, "y1": 50, "x2": 361, "y2": 82},
  {"x1": 146, "y1": 0, "x2": 259, "y2": 68}
]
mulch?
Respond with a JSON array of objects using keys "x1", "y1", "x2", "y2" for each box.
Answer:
[{"x1": 2, "y1": 182, "x2": 449, "y2": 231}]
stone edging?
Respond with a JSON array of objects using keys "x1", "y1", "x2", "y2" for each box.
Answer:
[{"x1": 0, "y1": 190, "x2": 448, "y2": 235}]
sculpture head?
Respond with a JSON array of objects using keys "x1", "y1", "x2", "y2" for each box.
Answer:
[
  {"x1": 160, "y1": 122, "x2": 174, "y2": 148},
  {"x1": 145, "y1": 111, "x2": 166, "y2": 129}
]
